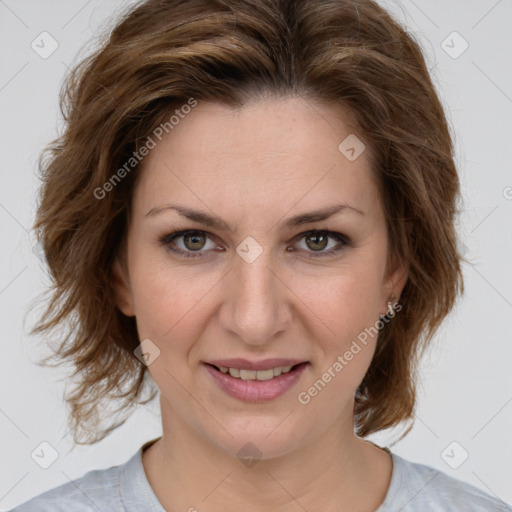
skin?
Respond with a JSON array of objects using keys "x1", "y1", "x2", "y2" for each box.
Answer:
[{"x1": 112, "y1": 96, "x2": 408, "y2": 512}]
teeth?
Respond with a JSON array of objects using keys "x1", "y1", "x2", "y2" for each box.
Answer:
[
  {"x1": 239, "y1": 369, "x2": 257, "y2": 380},
  {"x1": 219, "y1": 365, "x2": 297, "y2": 380},
  {"x1": 255, "y1": 369, "x2": 274, "y2": 381},
  {"x1": 229, "y1": 368, "x2": 240, "y2": 378}
]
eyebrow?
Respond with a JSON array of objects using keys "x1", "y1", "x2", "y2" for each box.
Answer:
[{"x1": 145, "y1": 202, "x2": 365, "y2": 231}]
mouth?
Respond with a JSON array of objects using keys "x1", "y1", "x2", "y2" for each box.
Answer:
[
  {"x1": 204, "y1": 362, "x2": 308, "y2": 381},
  {"x1": 203, "y1": 361, "x2": 310, "y2": 402}
]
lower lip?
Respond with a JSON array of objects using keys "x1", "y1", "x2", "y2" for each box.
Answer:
[{"x1": 204, "y1": 362, "x2": 309, "y2": 402}]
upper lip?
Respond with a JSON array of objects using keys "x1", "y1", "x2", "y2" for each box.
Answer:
[{"x1": 205, "y1": 358, "x2": 308, "y2": 371}]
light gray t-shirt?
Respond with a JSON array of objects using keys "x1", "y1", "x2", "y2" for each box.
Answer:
[{"x1": 9, "y1": 439, "x2": 512, "y2": 511}]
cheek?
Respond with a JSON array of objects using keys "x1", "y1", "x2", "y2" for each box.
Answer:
[
  {"x1": 128, "y1": 252, "x2": 219, "y2": 343},
  {"x1": 291, "y1": 261, "x2": 385, "y2": 394},
  {"x1": 296, "y1": 262, "x2": 384, "y2": 341},
  {"x1": 292, "y1": 273, "x2": 382, "y2": 414}
]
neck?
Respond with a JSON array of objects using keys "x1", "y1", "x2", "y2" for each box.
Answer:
[{"x1": 142, "y1": 396, "x2": 392, "y2": 512}]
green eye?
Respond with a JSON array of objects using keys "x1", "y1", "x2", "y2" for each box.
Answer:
[
  {"x1": 292, "y1": 230, "x2": 350, "y2": 258},
  {"x1": 160, "y1": 229, "x2": 350, "y2": 259}
]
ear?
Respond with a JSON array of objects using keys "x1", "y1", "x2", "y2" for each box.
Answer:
[
  {"x1": 381, "y1": 251, "x2": 408, "y2": 312},
  {"x1": 111, "y1": 257, "x2": 135, "y2": 317}
]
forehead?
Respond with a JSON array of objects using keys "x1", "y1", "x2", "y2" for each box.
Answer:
[{"x1": 133, "y1": 97, "x2": 380, "y2": 219}]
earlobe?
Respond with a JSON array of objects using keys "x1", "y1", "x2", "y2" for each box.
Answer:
[{"x1": 111, "y1": 258, "x2": 135, "y2": 317}]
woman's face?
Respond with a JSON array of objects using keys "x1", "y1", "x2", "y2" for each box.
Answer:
[{"x1": 113, "y1": 97, "x2": 407, "y2": 459}]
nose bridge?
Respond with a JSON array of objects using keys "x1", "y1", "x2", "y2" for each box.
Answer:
[{"x1": 220, "y1": 245, "x2": 290, "y2": 344}]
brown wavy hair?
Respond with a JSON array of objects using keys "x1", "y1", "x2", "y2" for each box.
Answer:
[{"x1": 31, "y1": 0, "x2": 464, "y2": 444}]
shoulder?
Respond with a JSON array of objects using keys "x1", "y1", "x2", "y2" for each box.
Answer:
[
  {"x1": 9, "y1": 438, "x2": 164, "y2": 512},
  {"x1": 8, "y1": 459, "x2": 123, "y2": 512},
  {"x1": 379, "y1": 452, "x2": 512, "y2": 512}
]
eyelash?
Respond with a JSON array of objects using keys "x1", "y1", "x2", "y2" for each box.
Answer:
[{"x1": 158, "y1": 229, "x2": 351, "y2": 259}]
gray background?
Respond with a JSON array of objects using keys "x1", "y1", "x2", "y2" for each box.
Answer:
[{"x1": 1, "y1": 0, "x2": 511, "y2": 508}]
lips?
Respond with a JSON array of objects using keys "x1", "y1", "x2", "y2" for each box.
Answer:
[
  {"x1": 204, "y1": 361, "x2": 309, "y2": 402},
  {"x1": 204, "y1": 358, "x2": 308, "y2": 371}
]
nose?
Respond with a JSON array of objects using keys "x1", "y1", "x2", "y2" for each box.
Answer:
[{"x1": 218, "y1": 247, "x2": 293, "y2": 346}]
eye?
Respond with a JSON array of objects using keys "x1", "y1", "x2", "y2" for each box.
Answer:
[
  {"x1": 159, "y1": 229, "x2": 350, "y2": 259},
  {"x1": 160, "y1": 230, "x2": 219, "y2": 259},
  {"x1": 291, "y1": 230, "x2": 350, "y2": 258}
]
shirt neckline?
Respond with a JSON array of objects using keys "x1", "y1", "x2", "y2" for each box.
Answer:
[{"x1": 119, "y1": 437, "x2": 166, "y2": 511}]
